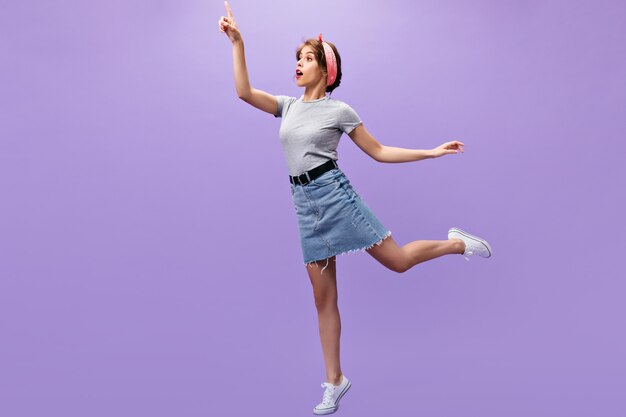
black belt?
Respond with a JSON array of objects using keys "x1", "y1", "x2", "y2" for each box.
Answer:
[{"x1": 289, "y1": 159, "x2": 338, "y2": 186}]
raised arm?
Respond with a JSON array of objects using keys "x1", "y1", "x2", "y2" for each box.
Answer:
[{"x1": 218, "y1": 1, "x2": 278, "y2": 115}]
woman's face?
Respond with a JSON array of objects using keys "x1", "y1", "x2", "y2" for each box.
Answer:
[{"x1": 295, "y1": 45, "x2": 324, "y2": 87}]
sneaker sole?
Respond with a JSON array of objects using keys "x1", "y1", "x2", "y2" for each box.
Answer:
[
  {"x1": 313, "y1": 381, "x2": 351, "y2": 415},
  {"x1": 448, "y1": 227, "x2": 493, "y2": 258}
]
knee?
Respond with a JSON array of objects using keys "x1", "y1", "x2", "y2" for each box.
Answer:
[
  {"x1": 313, "y1": 292, "x2": 337, "y2": 311},
  {"x1": 389, "y1": 259, "x2": 412, "y2": 274}
]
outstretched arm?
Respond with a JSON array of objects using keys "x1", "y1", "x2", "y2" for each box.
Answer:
[
  {"x1": 218, "y1": 2, "x2": 248, "y2": 96},
  {"x1": 348, "y1": 124, "x2": 464, "y2": 163},
  {"x1": 218, "y1": 1, "x2": 278, "y2": 115}
]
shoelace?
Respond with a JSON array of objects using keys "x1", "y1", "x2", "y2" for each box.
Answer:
[{"x1": 320, "y1": 382, "x2": 335, "y2": 405}]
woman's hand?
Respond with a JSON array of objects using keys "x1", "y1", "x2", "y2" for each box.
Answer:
[
  {"x1": 431, "y1": 140, "x2": 465, "y2": 158},
  {"x1": 430, "y1": 140, "x2": 465, "y2": 158},
  {"x1": 218, "y1": 1, "x2": 242, "y2": 43}
]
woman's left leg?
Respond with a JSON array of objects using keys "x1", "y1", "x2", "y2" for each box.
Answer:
[{"x1": 366, "y1": 235, "x2": 464, "y2": 273}]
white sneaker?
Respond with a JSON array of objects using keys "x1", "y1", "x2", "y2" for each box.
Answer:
[
  {"x1": 448, "y1": 227, "x2": 492, "y2": 261},
  {"x1": 313, "y1": 374, "x2": 351, "y2": 415}
]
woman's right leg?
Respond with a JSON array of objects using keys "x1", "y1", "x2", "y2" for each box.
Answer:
[{"x1": 306, "y1": 256, "x2": 343, "y2": 386}]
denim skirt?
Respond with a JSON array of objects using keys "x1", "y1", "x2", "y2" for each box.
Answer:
[{"x1": 290, "y1": 167, "x2": 392, "y2": 268}]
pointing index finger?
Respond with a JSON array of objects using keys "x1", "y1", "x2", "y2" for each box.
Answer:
[{"x1": 225, "y1": 1, "x2": 233, "y2": 19}]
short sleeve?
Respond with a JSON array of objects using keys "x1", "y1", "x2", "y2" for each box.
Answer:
[
  {"x1": 337, "y1": 102, "x2": 363, "y2": 134},
  {"x1": 273, "y1": 95, "x2": 295, "y2": 118}
]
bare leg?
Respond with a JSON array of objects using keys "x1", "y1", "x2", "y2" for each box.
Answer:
[
  {"x1": 306, "y1": 256, "x2": 343, "y2": 386},
  {"x1": 366, "y1": 235, "x2": 465, "y2": 273}
]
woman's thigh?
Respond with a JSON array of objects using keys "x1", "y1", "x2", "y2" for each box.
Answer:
[
  {"x1": 365, "y1": 236, "x2": 408, "y2": 273},
  {"x1": 306, "y1": 257, "x2": 338, "y2": 308}
]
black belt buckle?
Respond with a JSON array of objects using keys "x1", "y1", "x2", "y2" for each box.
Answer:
[
  {"x1": 299, "y1": 171, "x2": 311, "y2": 185},
  {"x1": 290, "y1": 171, "x2": 310, "y2": 186},
  {"x1": 290, "y1": 160, "x2": 337, "y2": 186}
]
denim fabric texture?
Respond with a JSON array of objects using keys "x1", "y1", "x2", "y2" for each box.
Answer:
[{"x1": 290, "y1": 167, "x2": 391, "y2": 269}]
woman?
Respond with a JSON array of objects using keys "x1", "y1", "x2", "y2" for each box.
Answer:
[{"x1": 218, "y1": 2, "x2": 492, "y2": 415}]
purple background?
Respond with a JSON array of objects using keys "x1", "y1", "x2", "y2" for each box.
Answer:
[{"x1": 2, "y1": 0, "x2": 625, "y2": 416}]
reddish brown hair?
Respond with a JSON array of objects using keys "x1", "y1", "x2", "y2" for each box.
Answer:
[{"x1": 295, "y1": 38, "x2": 342, "y2": 94}]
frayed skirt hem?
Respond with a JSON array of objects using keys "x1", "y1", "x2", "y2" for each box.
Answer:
[{"x1": 303, "y1": 230, "x2": 392, "y2": 274}]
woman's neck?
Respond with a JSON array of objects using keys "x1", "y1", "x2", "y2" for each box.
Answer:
[{"x1": 302, "y1": 84, "x2": 327, "y2": 102}]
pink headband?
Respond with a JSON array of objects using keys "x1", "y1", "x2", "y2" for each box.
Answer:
[{"x1": 318, "y1": 33, "x2": 337, "y2": 87}]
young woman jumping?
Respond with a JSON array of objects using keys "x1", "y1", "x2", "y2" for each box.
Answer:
[{"x1": 218, "y1": 2, "x2": 492, "y2": 415}]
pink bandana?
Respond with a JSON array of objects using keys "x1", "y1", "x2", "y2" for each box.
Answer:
[{"x1": 318, "y1": 34, "x2": 337, "y2": 87}]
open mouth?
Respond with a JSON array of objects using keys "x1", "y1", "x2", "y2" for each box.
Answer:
[{"x1": 296, "y1": 70, "x2": 303, "y2": 77}]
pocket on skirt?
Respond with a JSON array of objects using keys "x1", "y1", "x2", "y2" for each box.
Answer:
[{"x1": 311, "y1": 169, "x2": 341, "y2": 187}]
